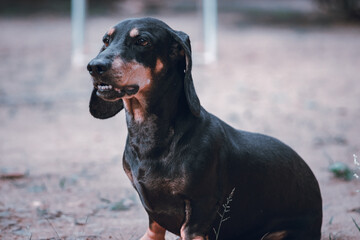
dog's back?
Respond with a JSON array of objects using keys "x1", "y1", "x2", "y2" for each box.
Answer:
[{"x1": 206, "y1": 113, "x2": 322, "y2": 239}]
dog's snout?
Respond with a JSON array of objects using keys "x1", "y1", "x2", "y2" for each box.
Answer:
[{"x1": 87, "y1": 59, "x2": 111, "y2": 76}]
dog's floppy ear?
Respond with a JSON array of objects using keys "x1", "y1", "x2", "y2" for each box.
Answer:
[
  {"x1": 89, "y1": 88, "x2": 124, "y2": 119},
  {"x1": 167, "y1": 29, "x2": 201, "y2": 117}
]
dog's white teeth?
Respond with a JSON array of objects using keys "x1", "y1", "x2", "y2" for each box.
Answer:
[{"x1": 97, "y1": 85, "x2": 112, "y2": 90}]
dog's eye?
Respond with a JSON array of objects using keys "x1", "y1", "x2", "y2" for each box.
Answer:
[
  {"x1": 103, "y1": 36, "x2": 110, "y2": 47},
  {"x1": 136, "y1": 38, "x2": 149, "y2": 47}
]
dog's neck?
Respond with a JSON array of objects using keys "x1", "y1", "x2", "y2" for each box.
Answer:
[
  {"x1": 122, "y1": 96, "x2": 148, "y2": 123},
  {"x1": 123, "y1": 72, "x2": 191, "y2": 159}
]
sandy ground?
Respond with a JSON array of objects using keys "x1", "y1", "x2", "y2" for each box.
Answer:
[{"x1": 0, "y1": 9, "x2": 360, "y2": 240}]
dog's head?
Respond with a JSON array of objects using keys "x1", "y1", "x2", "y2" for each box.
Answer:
[{"x1": 87, "y1": 17, "x2": 200, "y2": 119}]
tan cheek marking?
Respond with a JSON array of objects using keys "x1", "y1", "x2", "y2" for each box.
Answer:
[
  {"x1": 124, "y1": 62, "x2": 152, "y2": 90},
  {"x1": 111, "y1": 58, "x2": 151, "y2": 88},
  {"x1": 107, "y1": 27, "x2": 115, "y2": 36},
  {"x1": 155, "y1": 59, "x2": 164, "y2": 73},
  {"x1": 110, "y1": 58, "x2": 125, "y2": 81},
  {"x1": 121, "y1": 66, "x2": 151, "y2": 123},
  {"x1": 130, "y1": 28, "x2": 139, "y2": 38},
  {"x1": 111, "y1": 59, "x2": 153, "y2": 123}
]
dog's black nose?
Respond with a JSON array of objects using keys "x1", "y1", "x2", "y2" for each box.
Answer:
[{"x1": 87, "y1": 59, "x2": 111, "y2": 76}]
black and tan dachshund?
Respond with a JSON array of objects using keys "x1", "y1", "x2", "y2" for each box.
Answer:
[{"x1": 87, "y1": 17, "x2": 322, "y2": 240}]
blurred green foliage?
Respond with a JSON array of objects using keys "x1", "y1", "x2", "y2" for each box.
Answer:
[{"x1": 328, "y1": 162, "x2": 354, "y2": 181}]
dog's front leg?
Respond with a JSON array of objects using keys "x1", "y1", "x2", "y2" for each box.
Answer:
[
  {"x1": 140, "y1": 218, "x2": 166, "y2": 240},
  {"x1": 180, "y1": 200, "x2": 213, "y2": 240}
]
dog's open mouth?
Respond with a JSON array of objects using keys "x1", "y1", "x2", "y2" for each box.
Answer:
[{"x1": 95, "y1": 82, "x2": 139, "y2": 101}]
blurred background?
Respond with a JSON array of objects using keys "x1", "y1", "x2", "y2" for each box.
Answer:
[{"x1": 0, "y1": 0, "x2": 360, "y2": 239}]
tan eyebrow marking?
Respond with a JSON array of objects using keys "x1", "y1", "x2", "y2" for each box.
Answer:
[
  {"x1": 107, "y1": 27, "x2": 115, "y2": 36},
  {"x1": 129, "y1": 28, "x2": 139, "y2": 38},
  {"x1": 155, "y1": 59, "x2": 164, "y2": 73}
]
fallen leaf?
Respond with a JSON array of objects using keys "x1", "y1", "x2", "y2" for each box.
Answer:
[{"x1": 0, "y1": 172, "x2": 26, "y2": 179}]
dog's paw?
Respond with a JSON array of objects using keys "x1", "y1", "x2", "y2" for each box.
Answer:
[
  {"x1": 140, "y1": 228, "x2": 166, "y2": 240},
  {"x1": 177, "y1": 236, "x2": 208, "y2": 240},
  {"x1": 140, "y1": 233, "x2": 165, "y2": 240}
]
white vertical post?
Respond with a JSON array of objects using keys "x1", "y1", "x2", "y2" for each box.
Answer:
[
  {"x1": 71, "y1": 0, "x2": 87, "y2": 66},
  {"x1": 203, "y1": 0, "x2": 217, "y2": 63}
]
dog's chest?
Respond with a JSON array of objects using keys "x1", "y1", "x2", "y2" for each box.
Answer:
[
  {"x1": 131, "y1": 161, "x2": 186, "y2": 211},
  {"x1": 129, "y1": 163, "x2": 186, "y2": 233}
]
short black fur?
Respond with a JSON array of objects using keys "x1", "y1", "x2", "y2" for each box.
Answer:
[{"x1": 88, "y1": 17, "x2": 322, "y2": 240}]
